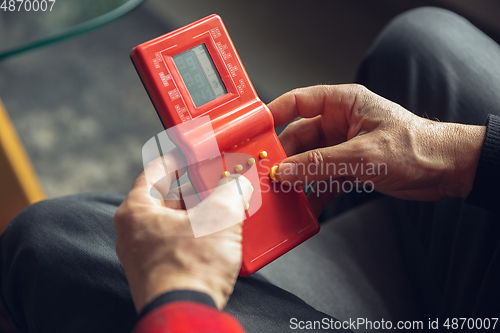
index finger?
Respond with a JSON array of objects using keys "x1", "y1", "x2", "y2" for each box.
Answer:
[{"x1": 268, "y1": 85, "x2": 356, "y2": 127}]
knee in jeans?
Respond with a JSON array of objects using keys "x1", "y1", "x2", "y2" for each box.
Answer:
[
  {"x1": 1, "y1": 194, "x2": 121, "y2": 254},
  {"x1": 368, "y1": 7, "x2": 470, "y2": 63},
  {"x1": 1, "y1": 199, "x2": 64, "y2": 247}
]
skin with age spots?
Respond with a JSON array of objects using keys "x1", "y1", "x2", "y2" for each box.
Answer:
[{"x1": 269, "y1": 84, "x2": 485, "y2": 216}]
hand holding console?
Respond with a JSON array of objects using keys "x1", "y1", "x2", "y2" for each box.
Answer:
[
  {"x1": 131, "y1": 15, "x2": 319, "y2": 275},
  {"x1": 270, "y1": 84, "x2": 486, "y2": 215}
]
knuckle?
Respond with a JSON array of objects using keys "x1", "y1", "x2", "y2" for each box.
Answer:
[
  {"x1": 113, "y1": 201, "x2": 143, "y2": 232},
  {"x1": 350, "y1": 139, "x2": 378, "y2": 164},
  {"x1": 287, "y1": 119, "x2": 305, "y2": 133},
  {"x1": 307, "y1": 149, "x2": 325, "y2": 166},
  {"x1": 113, "y1": 204, "x2": 128, "y2": 226},
  {"x1": 290, "y1": 87, "x2": 303, "y2": 95},
  {"x1": 349, "y1": 83, "x2": 369, "y2": 96},
  {"x1": 368, "y1": 137, "x2": 389, "y2": 162},
  {"x1": 284, "y1": 88, "x2": 302, "y2": 102},
  {"x1": 352, "y1": 83, "x2": 367, "y2": 91}
]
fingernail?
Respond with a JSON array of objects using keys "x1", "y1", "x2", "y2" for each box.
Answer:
[{"x1": 277, "y1": 163, "x2": 296, "y2": 181}]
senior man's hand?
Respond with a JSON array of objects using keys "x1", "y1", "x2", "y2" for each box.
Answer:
[
  {"x1": 270, "y1": 84, "x2": 486, "y2": 216},
  {"x1": 114, "y1": 148, "x2": 253, "y2": 312}
]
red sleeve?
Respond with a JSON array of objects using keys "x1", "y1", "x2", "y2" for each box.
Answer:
[{"x1": 132, "y1": 301, "x2": 246, "y2": 333}]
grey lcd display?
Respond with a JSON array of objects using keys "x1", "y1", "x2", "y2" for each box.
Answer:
[{"x1": 173, "y1": 44, "x2": 227, "y2": 107}]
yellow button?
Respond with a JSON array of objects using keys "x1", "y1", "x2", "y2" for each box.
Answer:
[
  {"x1": 259, "y1": 151, "x2": 268, "y2": 158},
  {"x1": 247, "y1": 158, "x2": 255, "y2": 165},
  {"x1": 235, "y1": 164, "x2": 243, "y2": 172},
  {"x1": 270, "y1": 165, "x2": 278, "y2": 181},
  {"x1": 223, "y1": 171, "x2": 230, "y2": 177}
]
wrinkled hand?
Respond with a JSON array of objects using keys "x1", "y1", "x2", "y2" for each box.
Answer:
[
  {"x1": 269, "y1": 84, "x2": 485, "y2": 216},
  {"x1": 114, "y1": 148, "x2": 252, "y2": 312}
]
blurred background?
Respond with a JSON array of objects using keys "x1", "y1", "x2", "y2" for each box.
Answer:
[{"x1": 1, "y1": 0, "x2": 499, "y2": 198}]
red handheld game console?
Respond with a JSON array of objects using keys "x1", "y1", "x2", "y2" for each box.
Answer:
[{"x1": 131, "y1": 14, "x2": 319, "y2": 276}]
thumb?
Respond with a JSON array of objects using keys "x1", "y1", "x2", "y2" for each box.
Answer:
[
  {"x1": 187, "y1": 175, "x2": 253, "y2": 238},
  {"x1": 276, "y1": 137, "x2": 370, "y2": 184}
]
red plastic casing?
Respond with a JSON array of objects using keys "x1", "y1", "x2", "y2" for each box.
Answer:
[{"x1": 131, "y1": 14, "x2": 319, "y2": 276}]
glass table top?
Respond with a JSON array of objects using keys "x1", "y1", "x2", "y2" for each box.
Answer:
[{"x1": 0, "y1": 0, "x2": 144, "y2": 59}]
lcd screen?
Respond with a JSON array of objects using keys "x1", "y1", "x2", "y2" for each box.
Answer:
[{"x1": 173, "y1": 44, "x2": 227, "y2": 107}]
